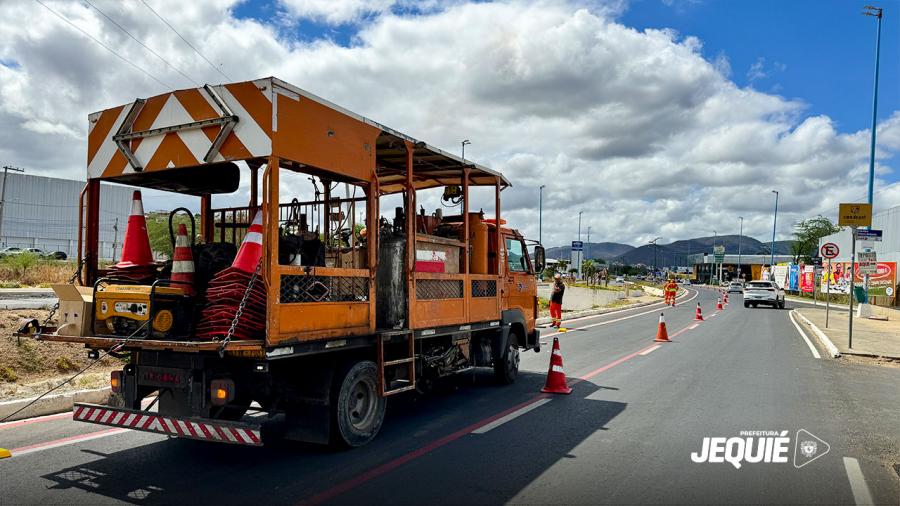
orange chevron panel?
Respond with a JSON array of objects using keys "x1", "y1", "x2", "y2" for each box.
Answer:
[
  {"x1": 87, "y1": 105, "x2": 124, "y2": 165},
  {"x1": 174, "y1": 88, "x2": 252, "y2": 160},
  {"x1": 225, "y1": 82, "x2": 272, "y2": 137},
  {"x1": 145, "y1": 132, "x2": 199, "y2": 171}
]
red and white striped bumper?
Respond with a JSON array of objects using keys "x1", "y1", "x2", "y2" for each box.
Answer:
[{"x1": 73, "y1": 403, "x2": 262, "y2": 446}]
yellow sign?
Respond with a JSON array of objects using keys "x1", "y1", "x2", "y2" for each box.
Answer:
[{"x1": 838, "y1": 203, "x2": 872, "y2": 227}]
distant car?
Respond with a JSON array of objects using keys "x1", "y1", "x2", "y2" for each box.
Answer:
[
  {"x1": 0, "y1": 246, "x2": 22, "y2": 257},
  {"x1": 615, "y1": 276, "x2": 624, "y2": 284},
  {"x1": 743, "y1": 281, "x2": 785, "y2": 309},
  {"x1": 727, "y1": 281, "x2": 743, "y2": 293},
  {"x1": 679, "y1": 279, "x2": 692, "y2": 286}
]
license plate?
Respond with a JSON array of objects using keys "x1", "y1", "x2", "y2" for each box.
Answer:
[{"x1": 139, "y1": 366, "x2": 189, "y2": 389}]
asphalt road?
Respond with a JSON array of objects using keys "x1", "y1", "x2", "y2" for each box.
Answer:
[{"x1": 1, "y1": 287, "x2": 898, "y2": 505}]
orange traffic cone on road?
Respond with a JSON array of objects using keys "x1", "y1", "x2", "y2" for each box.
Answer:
[
  {"x1": 716, "y1": 297, "x2": 724, "y2": 310},
  {"x1": 170, "y1": 223, "x2": 195, "y2": 296},
  {"x1": 695, "y1": 303, "x2": 704, "y2": 321},
  {"x1": 232, "y1": 211, "x2": 263, "y2": 273},
  {"x1": 541, "y1": 337, "x2": 573, "y2": 394},
  {"x1": 724, "y1": 292, "x2": 729, "y2": 304},
  {"x1": 116, "y1": 190, "x2": 153, "y2": 268},
  {"x1": 655, "y1": 313, "x2": 670, "y2": 342}
]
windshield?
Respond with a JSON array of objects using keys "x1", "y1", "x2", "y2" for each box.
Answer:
[{"x1": 746, "y1": 282, "x2": 773, "y2": 288}]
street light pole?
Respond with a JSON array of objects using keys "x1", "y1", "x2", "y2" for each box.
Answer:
[
  {"x1": 578, "y1": 211, "x2": 583, "y2": 241},
  {"x1": 649, "y1": 237, "x2": 660, "y2": 276},
  {"x1": 738, "y1": 216, "x2": 743, "y2": 280},
  {"x1": 863, "y1": 5, "x2": 883, "y2": 208},
  {"x1": 771, "y1": 190, "x2": 779, "y2": 270},
  {"x1": 539, "y1": 185, "x2": 545, "y2": 244},
  {"x1": 0, "y1": 165, "x2": 25, "y2": 247},
  {"x1": 586, "y1": 226, "x2": 591, "y2": 260}
]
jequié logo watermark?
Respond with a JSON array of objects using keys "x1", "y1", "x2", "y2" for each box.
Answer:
[{"x1": 691, "y1": 429, "x2": 830, "y2": 469}]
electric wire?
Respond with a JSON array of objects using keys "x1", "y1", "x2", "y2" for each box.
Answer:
[
  {"x1": 84, "y1": 0, "x2": 201, "y2": 87},
  {"x1": 139, "y1": 0, "x2": 232, "y2": 81},
  {"x1": 34, "y1": 0, "x2": 172, "y2": 89}
]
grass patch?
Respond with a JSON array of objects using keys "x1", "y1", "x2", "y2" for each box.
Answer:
[
  {"x1": 0, "y1": 365, "x2": 17, "y2": 382},
  {"x1": 0, "y1": 255, "x2": 77, "y2": 287},
  {"x1": 16, "y1": 340, "x2": 42, "y2": 374},
  {"x1": 55, "y1": 356, "x2": 79, "y2": 373}
]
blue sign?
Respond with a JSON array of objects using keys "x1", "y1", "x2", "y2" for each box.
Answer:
[
  {"x1": 789, "y1": 264, "x2": 799, "y2": 291},
  {"x1": 571, "y1": 241, "x2": 584, "y2": 251},
  {"x1": 856, "y1": 229, "x2": 882, "y2": 242}
]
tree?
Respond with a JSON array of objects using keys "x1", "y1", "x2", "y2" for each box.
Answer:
[
  {"x1": 145, "y1": 211, "x2": 197, "y2": 259},
  {"x1": 582, "y1": 259, "x2": 599, "y2": 285},
  {"x1": 792, "y1": 216, "x2": 841, "y2": 263}
]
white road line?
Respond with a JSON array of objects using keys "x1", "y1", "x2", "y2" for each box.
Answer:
[
  {"x1": 471, "y1": 398, "x2": 553, "y2": 434},
  {"x1": 688, "y1": 323, "x2": 700, "y2": 329},
  {"x1": 638, "y1": 345, "x2": 661, "y2": 356},
  {"x1": 788, "y1": 310, "x2": 821, "y2": 359},
  {"x1": 842, "y1": 457, "x2": 874, "y2": 505},
  {"x1": 708, "y1": 313, "x2": 718, "y2": 318}
]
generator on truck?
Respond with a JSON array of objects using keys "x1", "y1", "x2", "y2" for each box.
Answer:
[{"x1": 25, "y1": 77, "x2": 545, "y2": 447}]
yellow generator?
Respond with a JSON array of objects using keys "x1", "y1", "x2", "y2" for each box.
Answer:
[{"x1": 93, "y1": 283, "x2": 193, "y2": 339}]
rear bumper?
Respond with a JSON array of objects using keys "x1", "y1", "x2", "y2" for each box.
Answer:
[{"x1": 73, "y1": 402, "x2": 262, "y2": 446}]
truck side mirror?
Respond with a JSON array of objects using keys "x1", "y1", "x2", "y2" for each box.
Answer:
[{"x1": 533, "y1": 245, "x2": 545, "y2": 273}]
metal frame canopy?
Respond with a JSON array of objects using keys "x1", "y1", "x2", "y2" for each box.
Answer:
[{"x1": 85, "y1": 77, "x2": 509, "y2": 194}]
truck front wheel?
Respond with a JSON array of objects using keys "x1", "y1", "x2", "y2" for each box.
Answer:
[
  {"x1": 494, "y1": 335, "x2": 520, "y2": 385},
  {"x1": 333, "y1": 360, "x2": 385, "y2": 447}
]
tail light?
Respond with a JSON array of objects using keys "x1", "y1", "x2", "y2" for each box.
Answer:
[
  {"x1": 210, "y1": 378, "x2": 235, "y2": 406},
  {"x1": 110, "y1": 371, "x2": 123, "y2": 393}
]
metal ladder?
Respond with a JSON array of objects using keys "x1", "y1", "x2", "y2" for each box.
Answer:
[{"x1": 377, "y1": 331, "x2": 416, "y2": 396}]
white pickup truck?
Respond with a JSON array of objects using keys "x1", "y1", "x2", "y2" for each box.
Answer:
[{"x1": 743, "y1": 280, "x2": 785, "y2": 309}]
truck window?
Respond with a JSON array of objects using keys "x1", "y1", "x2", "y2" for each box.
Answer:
[{"x1": 505, "y1": 237, "x2": 528, "y2": 273}]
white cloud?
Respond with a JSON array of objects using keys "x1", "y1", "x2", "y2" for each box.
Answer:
[{"x1": 0, "y1": 0, "x2": 897, "y2": 250}]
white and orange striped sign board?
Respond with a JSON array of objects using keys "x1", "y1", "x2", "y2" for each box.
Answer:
[{"x1": 87, "y1": 77, "x2": 381, "y2": 182}]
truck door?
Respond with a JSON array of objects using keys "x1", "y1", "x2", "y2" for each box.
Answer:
[{"x1": 501, "y1": 234, "x2": 536, "y2": 332}]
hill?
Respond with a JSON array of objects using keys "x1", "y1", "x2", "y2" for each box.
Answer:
[{"x1": 612, "y1": 235, "x2": 795, "y2": 266}]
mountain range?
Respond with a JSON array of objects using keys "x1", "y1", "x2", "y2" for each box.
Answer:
[{"x1": 546, "y1": 235, "x2": 795, "y2": 266}]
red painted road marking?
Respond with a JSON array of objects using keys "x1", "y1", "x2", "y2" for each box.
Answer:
[
  {"x1": 7, "y1": 428, "x2": 128, "y2": 457},
  {"x1": 0, "y1": 411, "x2": 71, "y2": 431},
  {"x1": 304, "y1": 318, "x2": 701, "y2": 505}
]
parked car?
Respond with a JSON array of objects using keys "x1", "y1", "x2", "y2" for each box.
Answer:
[
  {"x1": 0, "y1": 246, "x2": 23, "y2": 257},
  {"x1": 743, "y1": 281, "x2": 785, "y2": 309},
  {"x1": 20, "y1": 248, "x2": 67, "y2": 260},
  {"x1": 727, "y1": 281, "x2": 743, "y2": 293}
]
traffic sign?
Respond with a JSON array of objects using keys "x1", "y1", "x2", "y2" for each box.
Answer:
[
  {"x1": 713, "y1": 245, "x2": 725, "y2": 255},
  {"x1": 571, "y1": 241, "x2": 583, "y2": 251},
  {"x1": 714, "y1": 254, "x2": 724, "y2": 263},
  {"x1": 858, "y1": 251, "x2": 877, "y2": 275},
  {"x1": 856, "y1": 229, "x2": 882, "y2": 242},
  {"x1": 838, "y1": 203, "x2": 872, "y2": 227},
  {"x1": 820, "y1": 243, "x2": 839, "y2": 259}
]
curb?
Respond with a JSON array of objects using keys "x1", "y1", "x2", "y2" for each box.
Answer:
[
  {"x1": 792, "y1": 311, "x2": 841, "y2": 358},
  {"x1": 786, "y1": 296, "x2": 849, "y2": 311},
  {"x1": 0, "y1": 387, "x2": 112, "y2": 423}
]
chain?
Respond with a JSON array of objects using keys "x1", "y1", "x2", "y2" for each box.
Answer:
[
  {"x1": 219, "y1": 258, "x2": 263, "y2": 357},
  {"x1": 42, "y1": 259, "x2": 83, "y2": 328}
]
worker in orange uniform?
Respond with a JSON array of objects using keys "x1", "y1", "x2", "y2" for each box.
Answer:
[
  {"x1": 550, "y1": 273, "x2": 565, "y2": 328},
  {"x1": 664, "y1": 278, "x2": 678, "y2": 306}
]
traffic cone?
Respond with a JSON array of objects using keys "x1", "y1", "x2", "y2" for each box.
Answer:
[
  {"x1": 116, "y1": 191, "x2": 154, "y2": 268},
  {"x1": 232, "y1": 211, "x2": 263, "y2": 273},
  {"x1": 170, "y1": 223, "x2": 195, "y2": 296},
  {"x1": 695, "y1": 303, "x2": 704, "y2": 321},
  {"x1": 541, "y1": 337, "x2": 572, "y2": 394},
  {"x1": 724, "y1": 292, "x2": 729, "y2": 304},
  {"x1": 655, "y1": 313, "x2": 670, "y2": 342},
  {"x1": 716, "y1": 297, "x2": 724, "y2": 310}
]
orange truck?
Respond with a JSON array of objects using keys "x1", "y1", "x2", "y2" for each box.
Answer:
[{"x1": 29, "y1": 77, "x2": 545, "y2": 447}]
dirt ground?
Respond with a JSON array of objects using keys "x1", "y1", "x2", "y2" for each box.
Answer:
[{"x1": 0, "y1": 309, "x2": 121, "y2": 401}]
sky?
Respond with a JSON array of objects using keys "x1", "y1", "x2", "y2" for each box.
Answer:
[{"x1": 1, "y1": 0, "x2": 899, "y2": 249}]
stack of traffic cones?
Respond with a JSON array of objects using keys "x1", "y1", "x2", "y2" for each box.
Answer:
[
  {"x1": 655, "y1": 313, "x2": 670, "y2": 342},
  {"x1": 695, "y1": 303, "x2": 704, "y2": 321},
  {"x1": 541, "y1": 337, "x2": 572, "y2": 394},
  {"x1": 170, "y1": 223, "x2": 195, "y2": 296},
  {"x1": 107, "y1": 191, "x2": 158, "y2": 282},
  {"x1": 195, "y1": 212, "x2": 267, "y2": 341}
]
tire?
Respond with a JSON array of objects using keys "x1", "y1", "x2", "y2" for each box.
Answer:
[
  {"x1": 494, "y1": 333, "x2": 520, "y2": 385},
  {"x1": 778, "y1": 298, "x2": 785, "y2": 309},
  {"x1": 751, "y1": 303, "x2": 758, "y2": 308},
  {"x1": 744, "y1": 302, "x2": 749, "y2": 308},
  {"x1": 333, "y1": 360, "x2": 386, "y2": 448}
]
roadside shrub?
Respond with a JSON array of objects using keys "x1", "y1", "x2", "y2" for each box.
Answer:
[
  {"x1": 0, "y1": 365, "x2": 17, "y2": 383},
  {"x1": 55, "y1": 357, "x2": 79, "y2": 373}
]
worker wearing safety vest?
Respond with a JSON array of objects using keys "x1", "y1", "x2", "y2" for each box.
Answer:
[{"x1": 664, "y1": 279, "x2": 678, "y2": 306}]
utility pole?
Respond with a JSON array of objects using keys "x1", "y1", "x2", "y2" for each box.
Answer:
[
  {"x1": 738, "y1": 216, "x2": 743, "y2": 281},
  {"x1": 862, "y1": 5, "x2": 883, "y2": 299},
  {"x1": 539, "y1": 185, "x2": 545, "y2": 244},
  {"x1": 586, "y1": 226, "x2": 591, "y2": 259},
  {"x1": 0, "y1": 165, "x2": 25, "y2": 247},
  {"x1": 771, "y1": 190, "x2": 779, "y2": 272},
  {"x1": 649, "y1": 237, "x2": 661, "y2": 277}
]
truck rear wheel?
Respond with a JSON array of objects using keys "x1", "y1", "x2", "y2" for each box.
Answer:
[
  {"x1": 333, "y1": 360, "x2": 385, "y2": 448},
  {"x1": 493, "y1": 335, "x2": 520, "y2": 385}
]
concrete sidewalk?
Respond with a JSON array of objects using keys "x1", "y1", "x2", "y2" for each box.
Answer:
[{"x1": 795, "y1": 305, "x2": 900, "y2": 359}]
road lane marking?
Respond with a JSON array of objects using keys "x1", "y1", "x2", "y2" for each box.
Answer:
[
  {"x1": 471, "y1": 398, "x2": 553, "y2": 434},
  {"x1": 842, "y1": 457, "x2": 874, "y2": 505},
  {"x1": 7, "y1": 428, "x2": 128, "y2": 458},
  {"x1": 689, "y1": 323, "x2": 700, "y2": 329},
  {"x1": 638, "y1": 345, "x2": 661, "y2": 356},
  {"x1": 543, "y1": 289, "x2": 700, "y2": 339},
  {"x1": 0, "y1": 411, "x2": 71, "y2": 431},
  {"x1": 788, "y1": 310, "x2": 821, "y2": 359}
]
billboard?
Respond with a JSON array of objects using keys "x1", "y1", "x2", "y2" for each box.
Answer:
[
  {"x1": 772, "y1": 265, "x2": 789, "y2": 289},
  {"x1": 800, "y1": 265, "x2": 815, "y2": 293},
  {"x1": 789, "y1": 264, "x2": 800, "y2": 291},
  {"x1": 820, "y1": 262, "x2": 896, "y2": 296}
]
